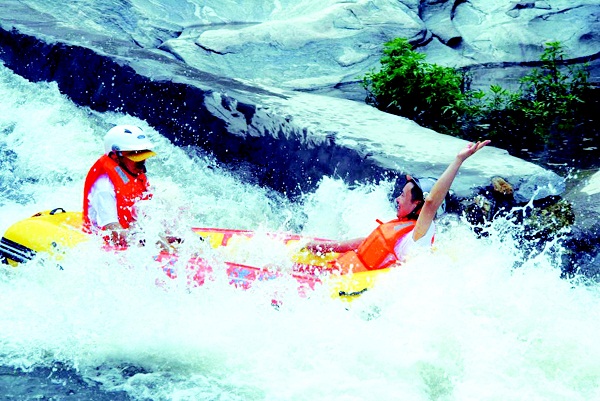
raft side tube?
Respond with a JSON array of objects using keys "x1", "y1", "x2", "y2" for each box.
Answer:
[{"x1": 1, "y1": 209, "x2": 88, "y2": 265}]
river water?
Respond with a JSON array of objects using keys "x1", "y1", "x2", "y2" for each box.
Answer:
[{"x1": 2, "y1": 61, "x2": 600, "y2": 400}]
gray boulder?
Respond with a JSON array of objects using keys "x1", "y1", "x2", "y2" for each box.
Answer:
[
  {"x1": 7, "y1": 0, "x2": 598, "y2": 100},
  {"x1": 428, "y1": 0, "x2": 600, "y2": 90},
  {"x1": 560, "y1": 170, "x2": 600, "y2": 279}
]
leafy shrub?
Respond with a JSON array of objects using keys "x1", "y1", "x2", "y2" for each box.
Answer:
[
  {"x1": 362, "y1": 39, "x2": 593, "y2": 159},
  {"x1": 362, "y1": 38, "x2": 466, "y2": 134},
  {"x1": 513, "y1": 41, "x2": 591, "y2": 139},
  {"x1": 468, "y1": 42, "x2": 592, "y2": 152}
]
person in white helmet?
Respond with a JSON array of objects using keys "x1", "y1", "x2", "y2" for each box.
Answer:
[
  {"x1": 306, "y1": 140, "x2": 490, "y2": 271},
  {"x1": 82, "y1": 125, "x2": 158, "y2": 247}
]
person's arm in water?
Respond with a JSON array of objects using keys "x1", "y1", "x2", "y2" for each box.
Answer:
[
  {"x1": 102, "y1": 222, "x2": 129, "y2": 247},
  {"x1": 412, "y1": 140, "x2": 491, "y2": 241},
  {"x1": 103, "y1": 222, "x2": 182, "y2": 251}
]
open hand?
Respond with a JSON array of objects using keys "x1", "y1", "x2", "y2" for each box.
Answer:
[{"x1": 458, "y1": 140, "x2": 491, "y2": 161}]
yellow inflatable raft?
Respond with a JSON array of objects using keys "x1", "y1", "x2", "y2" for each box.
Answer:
[{"x1": 1, "y1": 209, "x2": 392, "y2": 300}]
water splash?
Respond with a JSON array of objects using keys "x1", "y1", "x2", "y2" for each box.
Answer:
[{"x1": 2, "y1": 63, "x2": 600, "y2": 401}]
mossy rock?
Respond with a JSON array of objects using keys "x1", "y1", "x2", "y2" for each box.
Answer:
[{"x1": 525, "y1": 199, "x2": 575, "y2": 238}]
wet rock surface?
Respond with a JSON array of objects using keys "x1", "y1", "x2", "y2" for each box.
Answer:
[
  {"x1": 0, "y1": 15, "x2": 565, "y2": 201},
  {"x1": 561, "y1": 171, "x2": 600, "y2": 279},
  {"x1": 3, "y1": 1, "x2": 598, "y2": 99},
  {"x1": 457, "y1": 171, "x2": 600, "y2": 280}
]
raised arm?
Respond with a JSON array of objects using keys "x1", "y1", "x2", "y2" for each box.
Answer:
[{"x1": 412, "y1": 140, "x2": 491, "y2": 241}]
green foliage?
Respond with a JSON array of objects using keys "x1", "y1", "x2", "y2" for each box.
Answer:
[
  {"x1": 466, "y1": 42, "x2": 592, "y2": 152},
  {"x1": 362, "y1": 38, "x2": 466, "y2": 133},
  {"x1": 362, "y1": 39, "x2": 593, "y2": 156},
  {"x1": 514, "y1": 41, "x2": 591, "y2": 139}
]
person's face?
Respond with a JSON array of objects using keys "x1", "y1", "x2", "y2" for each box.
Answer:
[
  {"x1": 120, "y1": 152, "x2": 147, "y2": 176},
  {"x1": 395, "y1": 182, "x2": 421, "y2": 219}
]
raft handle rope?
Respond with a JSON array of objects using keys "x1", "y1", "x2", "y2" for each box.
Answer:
[
  {"x1": 339, "y1": 288, "x2": 368, "y2": 297},
  {"x1": 49, "y1": 207, "x2": 66, "y2": 215}
]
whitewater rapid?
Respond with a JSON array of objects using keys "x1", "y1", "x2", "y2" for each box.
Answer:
[{"x1": 2, "y1": 63, "x2": 600, "y2": 401}]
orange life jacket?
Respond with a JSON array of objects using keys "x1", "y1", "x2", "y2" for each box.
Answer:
[
  {"x1": 334, "y1": 219, "x2": 417, "y2": 274},
  {"x1": 82, "y1": 155, "x2": 151, "y2": 232}
]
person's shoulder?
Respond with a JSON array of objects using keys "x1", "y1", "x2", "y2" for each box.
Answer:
[
  {"x1": 414, "y1": 221, "x2": 435, "y2": 245},
  {"x1": 91, "y1": 174, "x2": 114, "y2": 193}
]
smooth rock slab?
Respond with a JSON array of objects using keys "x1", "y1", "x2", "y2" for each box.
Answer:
[
  {"x1": 10, "y1": 0, "x2": 597, "y2": 100},
  {"x1": 0, "y1": 2, "x2": 564, "y2": 201}
]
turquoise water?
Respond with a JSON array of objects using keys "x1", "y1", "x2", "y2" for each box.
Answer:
[{"x1": 2, "y1": 63, "x2": 600, "y2": 401}]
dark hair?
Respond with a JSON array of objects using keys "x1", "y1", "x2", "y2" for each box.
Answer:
[
  {"x1": 390, "y1": 175, "x2": 426, "y2": 217},
  {"x1": 409, "y1": 181, "x2": 424, "y2": 203},
  {"x1": 406, "y1": 177, "x2": 425, "y2": 220}
]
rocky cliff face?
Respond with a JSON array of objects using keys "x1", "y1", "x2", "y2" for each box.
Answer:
[
  {"x1": 190, "y1": 0, "x2": 600, "y2": 97},
  {"x1": 0, "y1": 0, "x2": 570, "y2": 199},
  {"x1": 6, "y1": 0, "x2": 590, "y2": 192},
  {"x1": 6, "y1": 1, "x2": 598, "y2": 99}
]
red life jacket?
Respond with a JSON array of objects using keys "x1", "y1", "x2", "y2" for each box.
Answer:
[
  {"x1": 82, "y1": 155, "x2": 150, "y2": 232},
  {"x1": 334, "y1": 219, "x2": 417, "y2": 274}
]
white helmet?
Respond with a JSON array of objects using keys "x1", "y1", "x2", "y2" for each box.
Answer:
[{"x1": 104, "y1": 125, "x2": 155, "y2": 154}]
